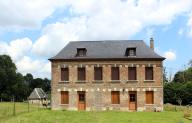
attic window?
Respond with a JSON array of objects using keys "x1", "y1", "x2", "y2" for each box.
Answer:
[
  {"x1": 76, "y1": 48, "x2": 87, "y2": 57},
  {"x1": 126, "y1": 48, "x2": 136, "y2": 56}
]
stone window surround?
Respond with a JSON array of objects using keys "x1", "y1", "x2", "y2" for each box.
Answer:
[
  {"x1": 57, "y1": 87, "x2": 159, "y2": 92},
  {"x1": 58, "y1": 63, "x2": 159, "y2": 83},
  {"x1": 57, "y1": 88, "x2": 158, "y2": 105}
]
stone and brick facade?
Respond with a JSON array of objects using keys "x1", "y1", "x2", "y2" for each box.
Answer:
[{"x1": 49, "y1": 39, "x2": 165, "y2": 111}]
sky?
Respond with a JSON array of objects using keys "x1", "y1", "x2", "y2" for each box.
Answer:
[{"x1": 0, "y1": 0, "x2": 192, "y2": 79}]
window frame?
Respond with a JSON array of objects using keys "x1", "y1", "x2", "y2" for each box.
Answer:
[
  {"x1": 111, "y1": 91, "x2": 120, "y2": 104},
  {"x1": 61, "y1": 68, "x2": 69, "y2": 81},
  {"x1": 94, "y1": 67, "x2": 103, "y2": 81},
  {"x1": 125, "y1": 48, "x2": 136, "y2": 56},
  {"x1": 78, "y1": 67, "x2": 86, "y2": 81},
  {"x1": 146, "y1": 91, "x2": 154, "y2": 104},
  {"x1": 76, "y1": 48, "x2": 87, "y2": 57},
  {"x1": 111, "y1": 67, "x2": 120, "y2": 80},
  {"x1": 128, "y1": 67, "x2": 137, "y2": 80},
  {"x1": 61, "y1": 91, "x2": 69, "y2": 104},
  {"x1": 145, "y1": 67, "x2": 153, "y2": 80}
]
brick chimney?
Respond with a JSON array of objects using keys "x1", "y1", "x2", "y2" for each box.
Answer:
[{"x1": 150, "y1": 38, "x2": 154, "y2": 50}]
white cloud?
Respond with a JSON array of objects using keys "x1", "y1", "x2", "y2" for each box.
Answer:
[
  {"x1": 1, "y1": 0, "x2": 192, "y2": 78},
  {"x1": 0, "y1": 0, "x2": 67, "y2": 29},
  {"x1": 31, "y1": 0, "x2": 192, "y2": 58},
  {"x1": 0, "y1": 38, "x2": 50, "y2": 78},
  {"x1": 0, "y1": 38, "x2": 32, "y2": 61},
  {"x1": 32, "y1": 17, "x2": 87, "y2": 57},
  {"x1": 164, "y1": 50, "x2": 176, "y2": 61},
  {"x1": 16, "y1": 56, "x2": 50, "y2": 78}
]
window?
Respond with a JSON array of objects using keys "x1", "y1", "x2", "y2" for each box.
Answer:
[
  {"x1": 79, "y1": 93, "x2": 85, "y2": 102},
  {"x1": 111, "y1": 91, "x2": 120, "y2": 104},
  {"x1": 94, "y1": 67, "x2": 102, "y2": 80},
  {"x1": 61, "y1": 68, "x2": 69, "y2": 81},
  {"x1": 130, "y1": 94, "x2": 136, "y2": 102},
  {"x1": 128, "y1": 67, "x2": 137, "y2": 80},
  {"x1": 145, "y1": 67, "x2": 153, "y2": 80},
  {"x1": 78, "y1": 67, "x2": 86, "y2": 81},
  {"x1": 76, "y1": 48, "x2": 87, "y2": 57},
  {"x1": 146, "y1": 91, "x2": 154, "y2": 104},
  {"x1": 111, "y1": 67, "x2": 119, "y2": 80},
  {"x1": 61, "y1": 91, "x2": 69, "y2": 104},
  {"x1": 125, "y1": 48, "x2": 136, "y2": 56}
]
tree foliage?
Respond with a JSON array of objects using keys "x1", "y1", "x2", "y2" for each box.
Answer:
[
  {"x1": 164, "y1": 60, "x2": 192, "y2": 105},
  {"x1": 0, "y1": 55, "x2": 50, "y2": 101},
  {"x1": 173, "y1": 67, "x2": 192, "y2": 83}
]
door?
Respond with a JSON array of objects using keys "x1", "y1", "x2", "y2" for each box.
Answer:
[
  {"x1": 129, "y1": 91, "x2": 137, "y2": 111},
  {"x1": 78, "y1": 91, "x2": 86, "y2": 110}
]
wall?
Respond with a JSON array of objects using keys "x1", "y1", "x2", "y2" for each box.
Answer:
[{"x1": 51, "y1": 60, "x2": 163, "y2": 111}]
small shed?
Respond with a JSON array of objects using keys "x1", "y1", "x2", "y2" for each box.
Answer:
[{"x1": 28, "y1": 88, "x2": 47, "y2": 105}]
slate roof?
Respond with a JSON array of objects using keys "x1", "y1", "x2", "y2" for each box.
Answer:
[
  {"x1": 28, "y1": 88, "x2": 47, "y2": 100},
  {"x1": 49, "y1": 40, "x2": 165, "y2": 61}
]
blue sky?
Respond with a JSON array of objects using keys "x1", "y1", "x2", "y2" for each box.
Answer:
[{"x1": 0, "y1": 0, "x2": 192, "y2": 79}]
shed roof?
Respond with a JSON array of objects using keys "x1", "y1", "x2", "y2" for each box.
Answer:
[{"x1": 28, "y1": 88, "x2": 47, "y2": 100}]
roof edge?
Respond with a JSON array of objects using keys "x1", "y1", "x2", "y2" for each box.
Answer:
[{"x1": 49, "y1": 57, "x2": 165, "y2": 62}]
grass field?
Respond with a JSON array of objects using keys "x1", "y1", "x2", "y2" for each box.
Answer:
[
  {"x1": 0, "y1": 102, "x2": 40, "y2": 120},
  {"x1": 0, "y1": 103, "x2": 191, "y2": 123}
]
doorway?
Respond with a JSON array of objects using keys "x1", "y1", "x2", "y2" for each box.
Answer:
[
  {"x1": 78, "y1": 91, "x2": 86, "y2": 110},
  {"x1": 129, "y1": 91, "x2": 137, "y2": 111}
]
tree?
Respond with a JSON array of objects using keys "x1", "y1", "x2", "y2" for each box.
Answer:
[
  {"x1": 0, "y1": 55, "x2": 51, "y2": 101},
  {"x1": 173, "y1": 71, "x2": 185, "y2": 83},
  {"x1": 0, "y1": 55, "x2": 17, "y2": 101},
  {"x1": 163, "y1": 67, "x2": 168, "y2": 83},
  {"x1": 24, "y1": 73, "x2": 34, "y2": 95},
  {"x1": 188, "y1": 60, "x2": 192, "y2": 68}
]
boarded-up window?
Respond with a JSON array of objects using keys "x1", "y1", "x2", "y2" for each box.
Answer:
[
  {"x1": 111, "y1": 67, "x2": 119, "y2": 80},
  {"x1": 146, "y1": 91, "x2": 154, "y2": 104},
  {"x1": 128, "y1": 67, "x2": 136, "y2": 80},
  {"x1": 78, "y1": 67, "x2": 86, "y2": 81},
  {"x1": 145, "y1": 67, "x2": 153, "y2": 80},
  {"x1": 111, "y1": 91, "x2": 120, "y2": 104},
  {"x1": 94, "y1": 67, "x2": 102, "y2": 80},
  {"x1": 61, "y1": 91, "x2": 69, "y2": 104},
  {"x1": 61, "y1": 68, "x2": 69, "y2": 81}
]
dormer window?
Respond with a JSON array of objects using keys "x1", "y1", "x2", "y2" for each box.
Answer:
[
  {"x1": 125, "y1": 48, "x2": 136, "y2": 57},
  {"x1": 76, "y1": 48, "x2": 87, "y2": 57}
]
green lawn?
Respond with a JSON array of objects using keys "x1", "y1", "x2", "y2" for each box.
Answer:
[
  {"x1": 0, "y1": 102, "x2": 40, "y2": 120},
  {"x1": 0, "y1": 103, "x2": 191, "y2": 123}
]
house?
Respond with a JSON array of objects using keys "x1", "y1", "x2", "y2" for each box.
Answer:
[
  {"x1": 49, "y1": 38, "x2": 165, "y2": 111},
  {"x1": 28, "y1": 88, "x2": 48, "y2": 105}
]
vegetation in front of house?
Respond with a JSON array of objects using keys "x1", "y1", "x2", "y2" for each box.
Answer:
[
  {"x1": 0, "y1": 103, "x2": 191, "y2": 123},
  {"x1": 0, "y1": 102, "x2": 40, "y2": 120},
  {"x1": 0, "y1": 55, "x2": 51, "y2": 102},
  {"x1": 0, "y1": 109, "x2": 190, "y2": 123}
]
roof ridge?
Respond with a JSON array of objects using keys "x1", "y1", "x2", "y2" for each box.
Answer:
[{"x1": 69, "y1": 40, "x2": 144, "y2": 43}]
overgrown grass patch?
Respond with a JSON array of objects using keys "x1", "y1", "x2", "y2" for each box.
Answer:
[
  {"x1": 1, "y1": 110, "x2": 191, "y2": 123},
  {"x1": 0, "y1": 103, "x2": 192, "y2": 123},
  {"x1": 0, "y1": 102, "x2": 40, "y2": 120}
]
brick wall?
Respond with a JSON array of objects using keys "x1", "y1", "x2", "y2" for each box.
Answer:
[{"x1": 51, "y1": 60, "x2": 163, "y2": 111}]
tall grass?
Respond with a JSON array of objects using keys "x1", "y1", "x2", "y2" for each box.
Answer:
[
  {"x1": 0, "y1": 103, "x2": 192, "y2": 123},
  {"x1": 0, "y1": 102, "x2": 40, "y2": 119},
  {"x1": 164, "y1": 103, "x2": 192, "y2": 112}
]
